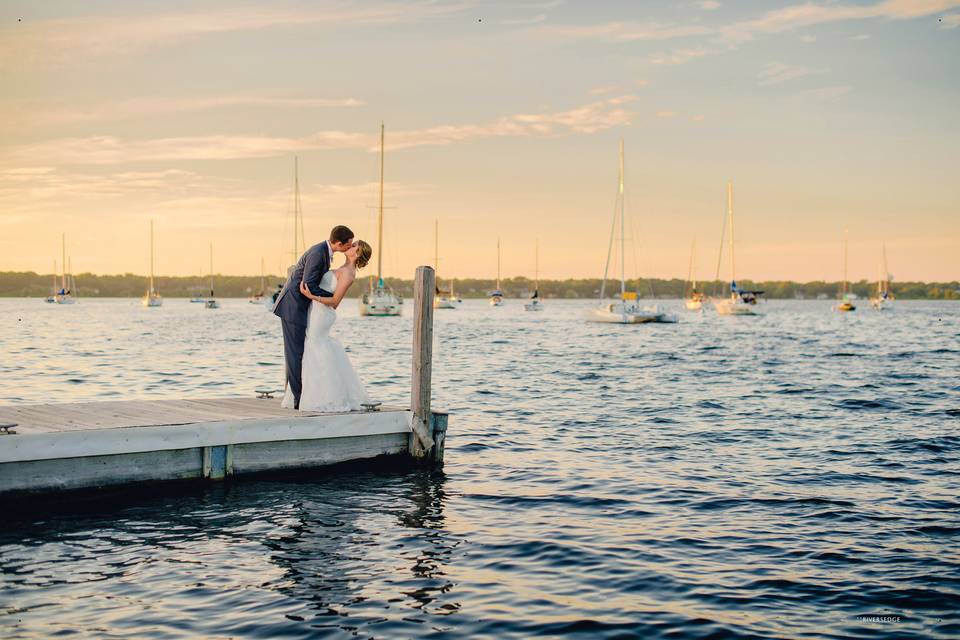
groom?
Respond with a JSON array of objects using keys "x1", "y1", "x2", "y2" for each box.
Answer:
[{"x1": 273, "y1": 225, "x2": 355, "y2": 409}]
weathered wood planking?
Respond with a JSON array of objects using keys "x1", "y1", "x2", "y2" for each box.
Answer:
[
  {"x1": 0, "y1": 397, "x2": 404, "y2": 435},
  {"x1": 0, "y1": 407, "x2": 411, "y2": 464},
  {"x1": 410, "y1": 266, "x2": 435, "y2": 458}
]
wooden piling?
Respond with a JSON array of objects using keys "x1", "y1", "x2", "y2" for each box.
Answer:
[{"x1": 410, "y1": 266, "x2": 436, "y2": 460}]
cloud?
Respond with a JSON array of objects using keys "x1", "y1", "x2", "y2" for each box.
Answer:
[
  {"x1": 800, "y1": 34, "x2": 818, "y2": 42},
  {"x1": 699, "y1": 1, "x2": 722, "y2": 9},
  {"x1": 758, "y1": 62, "x2": 826, "y2": 85},
  {"x1": 2, "y1": 96, "x2": 639, "y2": 165},
  {"x1": 531, "y1": 0, "x2": 960, "y2": 52},
  {"x1": 25, "y1": 94, "x2": 364, "y2": 128},
  {"x1": 536, "y1": 21, "x2": 714, "y2": 41},
  {"x1": 789, "y1": 85, "x2": 852, "y2": 101},
  {"x1": 941, "y1": 13, "x2": 960, "y2": 27},
  {"x1": 648, "y1": 47, "x2": 714, "y2": 66},
  {"x1": 1, "y1": 1, "x2": 473, "y2": 69},
  {"x1": 0, "y1": 166, "x2": 429, "y2": 235},
  {"x1": 501, "y1": 13, "x2": 548, "y2": 26}
]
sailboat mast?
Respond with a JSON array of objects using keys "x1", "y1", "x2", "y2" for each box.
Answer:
[
  {"x1": 727, "y1": 181, "x2": 735, "y2": 288},
  {"x1": 377, "y1": 123, "x2": 385, "y2": 283},
  {"x1": 496, "y1": 237, "x2": 501, "y2": 290},
  {"x1": 52, "y1": 260, "x2": 57, "y2": 292},
  {"x1": 61, "y1": 233, "x2": 66, "y2": 290},
  {"x1": 535, "y1": 237, "x2": 539, "y2": 291},
  {"x1": 843, "y1": 230, "x2": 849, "y2": 296},
  {"x1": 293, "y1": 156, "x2": 304, "y2": 261},
  {"x1": 882, "y1": 242, "x2": 888, "y2": 294},
  {"x1": 209, "y1": 243, "x2": 214, "y2": 297},
  {"x1": 149, "y1": 219, "x2": 155, "y2": 294},
  {"x1": 619, "y1": 139, "x2": 626, "y2": 300}
]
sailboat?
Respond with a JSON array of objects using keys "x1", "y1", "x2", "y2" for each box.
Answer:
[
  {"x1": 870, "y1": 243, "x2": 894, "y2": 310},
  {"x1": 249, "y1": 257, "x2": 267, "y2": 304},
  {"x1": 205, "y1": 243, "x2": 220, "y2": 309},
  {"x1": 433, "y1": 219, "x2": 458, "y2": 309},
  {"x1": 684, "y1": 238, "x2": 705, "y2": 311},
  {"x1": 524, "y1": 238, "x2": 543, "y2": 311},
  {"x1": 586, "y1": 140, "x2": 676, "y2": 324},
  {"x1": 54, "y1": 234, "x2": 76, "y2": 304},
  {"x1": 141, "y1": 220, "x2": 162, "y2": 307},
  {"x1": 45, "y1": 260, "x2": 57, "y2": 303},
  {"x1": 359, "y1": 124, "x2": 403, "y2": 317},
  {"x1": 489, "y1": 237, "x2": 504, "y2": 306},
  {"x1": 714, "y1": 182, "x2": 760, "y2": 316},
  {"x1": 835, "y1": 230, "x2": 856, "y2": 312}
]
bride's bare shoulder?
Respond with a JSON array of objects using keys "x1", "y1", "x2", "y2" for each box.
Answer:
[{"x1": 336, "y1": 266, "x2": 357, "y2": 284}]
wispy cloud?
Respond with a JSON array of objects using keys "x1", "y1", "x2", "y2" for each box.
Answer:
[
  {"x1": 1, "y1": 1, "x2": 473, "y2": 69},
  {"x1": 942, "y1": 13, "x2": 960, "y2": 27},
  {"x1": 758, "y1": 62, "x2": 826, "y2": 85},
  {"x1": 500, "y1": 13, "x2": 548, "y2": 26},
  {"x1": 648, "y1": 48, "x2": 714, "y2": 66},
  {"x1": 531, "y1": 0, "x2": 960, "y2": 51},
  {"x1": 25, "y1": 94, "x2": 364, "y2": 127},
  {"x1": 699, "y1": 1, "x2": 722, "y2": 10},
  {"x1": 789, "y1": 85, "x2": 852, "y2": 101},
  {"x1": 3, "y1": 96, "x2": 639, "y2": 165}
]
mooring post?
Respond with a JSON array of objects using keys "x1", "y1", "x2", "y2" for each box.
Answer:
[{"x1": 410, "y1": 265, "x2": 436, "y2": 460}]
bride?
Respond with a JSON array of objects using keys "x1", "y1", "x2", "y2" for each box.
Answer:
[{"x1": 281, "y1": 240, "x2": 374, "y2": 412}]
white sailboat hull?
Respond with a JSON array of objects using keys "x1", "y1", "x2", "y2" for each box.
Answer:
[
  {"x1": 684, "y1": 299, "x2": 702, "y2": 311},
  {"x1": 524, "y1": 299, "x2": 542, "y2": 311},
  {"x1": 434, "y1": 296, "x2": 458, "y2": 309},
  {"x1": 360, "y1": 289, "x2": 402, "y2": 316},
  {"x1": 586, "y1": 302, "x2": 677, "y2": 324},
  {"x1": 141, "y1": 294, "x2": 163, "y2": 308},
  {"x1": 205, "y1": 300, "x2": 220, "y2": 309},
  {"x1": 489, "y1": 296, "x2": 504, "y2": 307},
  {"x1": 715, "y1": 297, "x2": 758, "y2": 316},
  {"x1": 54, "y1": 295, "x2": 75, "y2": 305}
]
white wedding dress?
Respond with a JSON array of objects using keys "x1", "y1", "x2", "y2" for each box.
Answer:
[{"x1": 281, "y1": 270, "x2": 370, "y2": 412}]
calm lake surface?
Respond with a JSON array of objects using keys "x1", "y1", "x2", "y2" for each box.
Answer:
[{"x1": 1, "y1": 298, "x2": 958, "y2": 639}]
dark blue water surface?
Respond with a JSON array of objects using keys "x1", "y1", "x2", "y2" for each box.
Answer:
[{"x1": 1, "y1": 298, "x2": 958, "y2": 638}]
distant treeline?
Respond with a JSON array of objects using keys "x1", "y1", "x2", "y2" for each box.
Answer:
[{"x1": 2, "y1": 271, "x2": 958, "y2": 300}]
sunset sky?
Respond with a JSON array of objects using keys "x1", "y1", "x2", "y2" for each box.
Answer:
[{"x1": 1, "y1": 0, "x2": 958, "y2": 282}]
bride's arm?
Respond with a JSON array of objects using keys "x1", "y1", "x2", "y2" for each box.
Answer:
[{"x1": 300, "y1": 274, "x2": 353, "y2": 309}]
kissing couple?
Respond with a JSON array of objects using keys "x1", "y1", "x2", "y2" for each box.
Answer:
[{"x1": 272, "y1": 225, "x2": 373, "y2": 411}]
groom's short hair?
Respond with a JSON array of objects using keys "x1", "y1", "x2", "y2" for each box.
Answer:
[{"x1": 329, "y1": 225, "x2": 354, "y2": 245}]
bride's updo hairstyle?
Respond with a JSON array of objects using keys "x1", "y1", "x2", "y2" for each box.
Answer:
[{"x1": 355, "y1": 240, "x2": 373, "y2": 269}]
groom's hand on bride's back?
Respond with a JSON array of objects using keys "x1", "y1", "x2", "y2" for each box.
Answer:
[{"x1": 300, "y1": 280, "x2": 332, "y2": 300}]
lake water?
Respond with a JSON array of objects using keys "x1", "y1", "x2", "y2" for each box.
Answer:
[{"x1": 1, "y1": 298, "x2": 958, "y2": 638}]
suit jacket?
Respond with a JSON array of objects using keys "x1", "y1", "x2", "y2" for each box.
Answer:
[{"x1": 272, "y1": 241, "x2": 334, "y2": 327}]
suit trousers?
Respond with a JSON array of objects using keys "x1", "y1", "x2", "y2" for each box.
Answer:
[{"x1": 281, "y1": 318, "x2": 307, "y2": 410}]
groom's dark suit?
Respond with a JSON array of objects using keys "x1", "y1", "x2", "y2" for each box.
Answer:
[{"x1": 273, "y1": 241, "x2": 335, "y2": 409}]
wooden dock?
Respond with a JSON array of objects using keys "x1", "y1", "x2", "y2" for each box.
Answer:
[{"x1": 0, "y1": 267, "x2": 447, "y2": 497}]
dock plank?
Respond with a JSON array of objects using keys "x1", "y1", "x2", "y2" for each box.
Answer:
[{"x1": 0, "y1": 397, "x2": 405, "y2": 436}]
